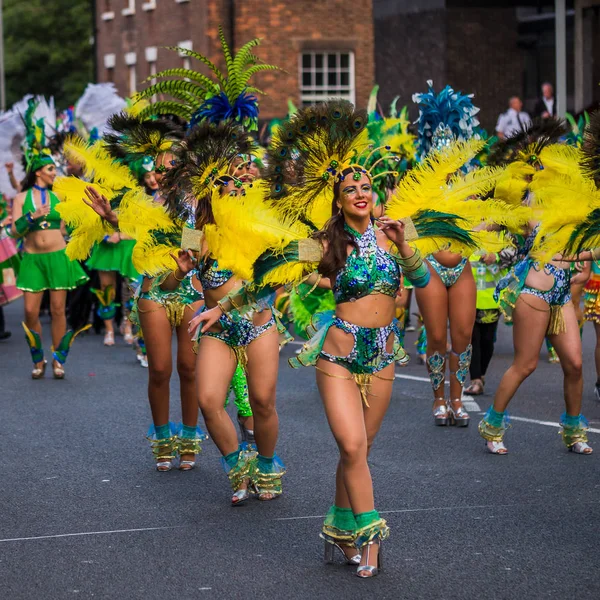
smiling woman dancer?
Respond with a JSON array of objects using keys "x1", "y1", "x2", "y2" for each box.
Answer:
[
  {"x1": 191, "y1": 102, "x2": 438, "y2": 577},
  {"x1": 11, "y1": 99, "x2": 88, "y2": 379}
]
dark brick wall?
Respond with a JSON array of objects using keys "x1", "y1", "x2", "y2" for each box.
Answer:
[
  {"x1": 374, "y1": 8, "x2": 446, "y2": 121},
  {"x1": 373, "y1": 4, "x2": 522, "y2": 131},
  {"x1": 446, "y1": 7, "x2": 522, "y2": 132}
]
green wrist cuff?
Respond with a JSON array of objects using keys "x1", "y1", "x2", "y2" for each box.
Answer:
[{"x1": 14, "y1": 215, "x2": 31, "y2": 236}]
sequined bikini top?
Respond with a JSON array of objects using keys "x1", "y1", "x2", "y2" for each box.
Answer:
[
  {"x1": 333, "y1": 223, "x2": 400, "y2": 304},
  {"x1": 198, "y1": 257, "x2": 233, "y2": 290}
]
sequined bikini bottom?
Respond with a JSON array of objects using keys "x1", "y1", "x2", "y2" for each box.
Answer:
[{"x1": 428, "y1": 256, "x2": 468, "y2": 288}]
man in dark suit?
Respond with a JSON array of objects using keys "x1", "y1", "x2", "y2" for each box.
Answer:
[{"x1": 533, "y1": 83, "x2": 556, "y2": 119}]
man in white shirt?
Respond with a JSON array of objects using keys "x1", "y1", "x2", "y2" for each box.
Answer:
[
  {"x1": 533, "y1": 83, "x2": 556, "y2": 119},
  {"x1": 495, "y1": 97, "x2": 532, "y2": 139}
]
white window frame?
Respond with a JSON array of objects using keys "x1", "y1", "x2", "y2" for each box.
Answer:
[
  {"x1": 122, "y1": 0, "x2": 136, "y2": 16},
  {"x1": 101, "y1": 1, "x2": 114, "y2": 20},
  {"x1": 145, "y1": 47, "x2": 158, "y2": 101},
  {"x1": 178, "y1": 40, "x2": 193, "y2": 71},
  {"x1": 104, "y1": 53, "x2": 116, "y2": 69},
  {"x1": 142, "y1": 0, "x2": 156, "y2": 10},
  {"x1": 299, "y1": 51, "x2": 355, "y2": 106},
  {"x1": 125, "y1": 52, "x2": 137, "y2": 95}
]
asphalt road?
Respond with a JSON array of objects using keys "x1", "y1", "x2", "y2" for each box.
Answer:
[{"x1": 1, "y1": 298, "x2": 599, "y2": 600}]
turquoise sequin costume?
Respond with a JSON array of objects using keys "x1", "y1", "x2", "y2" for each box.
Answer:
[
  {"x1": 195, "y1": 258, "x2": 291, "y2": 369},
  {"x1": 427, "y1": 256, "x2": 468, "y2": 287},
  {"x1": 496, "y1": 227, "x2": 570, "y2": 334},
  {"x1": 290, "y1": 223, "x2": 427, "y2": 405}
]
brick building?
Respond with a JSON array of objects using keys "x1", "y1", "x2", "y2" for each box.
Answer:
[
  {"x1": 94, "y1": 0, "x2": 375, "y2": 123},
  {"x1": 95, "y1": 1, "x2": 600, "y2": 131}
]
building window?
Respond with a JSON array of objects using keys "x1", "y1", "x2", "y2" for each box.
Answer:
[
  {"x1": 125, "y1": 52, "x2": 137, "y2": 95},
  {"x1": 104, "y1": 53, "x2": 116, "y2": 82},
  {"x1": 178, "y1": 40, "x2": 193, "y2": 71},
  {"x1": 175, "y1": 0, "x2": 190, "y2": 4},
  {"x1": 299, "y1": 51, "x2": 355, "y2": 106},
  {"x1": 102, "y1": 0, "x2": 114, "y2": 20},
  {"x1": 122, "y1": 0, "x2": 135, "y2": 16},
  {"x1": 145, "y1": 47, "x2": 158, "y2": 101},
  {"x1": 142, "y1": 0, "x2": 156, "y2": 10}
]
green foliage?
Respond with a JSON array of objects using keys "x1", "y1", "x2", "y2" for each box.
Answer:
[{"x1": 3, "y1": 0, "x2": 93, "y2": 108}]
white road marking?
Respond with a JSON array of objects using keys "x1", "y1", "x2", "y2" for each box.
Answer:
[
  {"x1": 274, "y1": 500, "x2": 599, "y2": 522},
  {"x1": 0, "y1": 525, "x2": 184, "y2": 544},
  {"x1": 506, "y1": 414, "x2": 600, "y2": 434}
]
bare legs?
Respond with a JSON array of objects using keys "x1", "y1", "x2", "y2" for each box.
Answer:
[
  {"x1": 98, "y1": 271, "x2": 117, "y2": 339},
  {"x1": 317, "y1": 360, "x2": 395, "y2": 572},
  {"x1": 415, "y1": 265, "x2": 475, "y2": 419},
  {"x1": 23, "y1": 290, "x2": 67, "y2": 371}
]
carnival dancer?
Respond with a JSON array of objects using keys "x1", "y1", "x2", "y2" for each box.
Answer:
[
  {"x1": 84, "y1": 155, "x2": 146, "y2": 347},
  {"x1": 479, "y1": 131, "x2": 597, "y2": 455},
  {"x1": 11, "y1": 99, "x2": 89, "y2": 379},
  {"x1": 160, "y1": 122, "x2": 288, "y2": 504},
  {"x1": 411, "y1": 82, "x2": 482, "y2": 426},
  {"x1": 132, "y1": 30, "x2": 282, "y2": 492},
  {"x1": 188, "y1": 101, "x2": 509, "y2": 577},
  {"x1": 56, "y1": 115, "x2": 206, "y2": 471}
]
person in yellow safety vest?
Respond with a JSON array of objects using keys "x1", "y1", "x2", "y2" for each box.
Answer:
[{"x1": 464, "y1": 249, "x2": 513, "y2": 396}]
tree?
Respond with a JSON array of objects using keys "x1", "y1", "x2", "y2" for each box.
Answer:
[{"x1": 3, "y1": 0, "x2": 93, "y2": 109}]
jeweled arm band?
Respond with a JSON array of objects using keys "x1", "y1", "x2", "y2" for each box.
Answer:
[{"x1": 390, "y1": 247, "x2": 430, "y2": 288}]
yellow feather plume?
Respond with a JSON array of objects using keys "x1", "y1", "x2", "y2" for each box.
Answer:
[
  {"x1": 530, "y1": 169, "x2": 600, "y2": 261},
  {"x1": 54, "y1": 177, "x2": 115, "y2": 259},
  {"x1": 494, "y1": 162, "x2": 534, "y2": 206},
  {"x1": 538, "y1": 144, "x2": 584, "y2": 179},
  {"x1": 63, "y1": 137, "x2": 136, "y2": 190},
  {"x1": 387, "y1": 139, "x2": 486, "y2": 219},
  {"x1": 116, "y1": 189, "x2": 181, "y2": 276},
  {"x1": 205, "y1": 183, "x2": 312, "y2": 281}
]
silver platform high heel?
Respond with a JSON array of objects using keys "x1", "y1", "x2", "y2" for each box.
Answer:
[
  {"x1": 433, "y1": 399, "x2": 449, "y2": 426},
  {"x1": 322, "y1": 536, "x2": 361, "y2": 566},
  {"x1": 356, "y1": 540, "x2": 382, "y2": 578},
  {"x1": 447, "y1": 398, "x2": 470, "y2": 427}
]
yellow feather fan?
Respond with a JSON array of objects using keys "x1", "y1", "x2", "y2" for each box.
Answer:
[
  {"x1": 204, "y1": 183, "x2": 313, "y2": 281},
  {"x1": 387, "y1": 139, "x2": 487, "y2": 219},
  {"x1": 385, "y1": 138, "x2": 529, "y2": 256},
  {"x1": 529, "y1": 169, "x2": 600, "y2": 261},
  {"x1": 63, "y1": 137, "x2": 137, "y2": 191},
  {"x1": 117, "y1": 189, "x2": 181, "y2": 276},
  {"x1": 54, "y1": 177, "x2": 115, "y2": 260}
]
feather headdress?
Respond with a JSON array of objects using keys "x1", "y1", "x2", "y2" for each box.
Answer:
[
  {"x1": 103, "y1": 112, "x2": 183, "y2": 180},
  {"x1": 162, "y1": 120, "x2": 258, "y2": 216},
  {"x1": 412, "y1": 80, "x2": 480, "y2": 160},
  {"x1": 22, "y1": 98, "x2": 55, "y2": 172},
  {"x1": 264, "y1": 100, "x2": 372, "y2": 227},
  {"x1": 486, "y1": 118, "x2": 568, "y2": 167},
  {"x1": 364, "y1": 85, "x2": 416, "y2": 205},
  {"x1": 133, "y1": 26, "x2": 279, "y2": 131}
]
